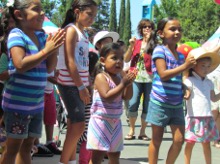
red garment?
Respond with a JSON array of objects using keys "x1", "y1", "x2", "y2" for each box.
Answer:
[
  {"x1": 130, "y1": 39, "x2": 152, "y2": 74},
  {"x1": 79, "y1": 141, "x2": 92, "y2": 164}
]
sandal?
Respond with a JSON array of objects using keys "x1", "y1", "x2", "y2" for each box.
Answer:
[
  {"x1": 124, "y1": 134, "x2": 135, "y2": 140},
  {"x1": 213, "y1": 142, "x2": 220, "y2": 148},
  {"x1": 138, "y1": 135, "x2": 151, "y2": 141}
]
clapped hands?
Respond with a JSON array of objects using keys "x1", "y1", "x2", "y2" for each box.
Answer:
[
  {"x1": 44, "y1": 29, "x2": 66, "y2": 55},
  {"x1": 122, "y1": 68, "x2": 138, "y2": 87}
]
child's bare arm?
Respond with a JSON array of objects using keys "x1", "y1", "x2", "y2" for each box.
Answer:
[
  {"x1": 11, "y1": 30, "x2": 65, "y2": 73},
  {"x1": 183, "y1": 83, "x2": 191, "y2": 100},
  {"x1": 155, "y1": 55, "x2": 196, "y2": 81},
  {"x1": 211, "y1": 90, "x2": 220, "y2": 102},
  {"x1": 95, "y1": 71, "x2": 136, "y2": 102}
]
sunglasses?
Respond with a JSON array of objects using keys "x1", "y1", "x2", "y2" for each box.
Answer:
[{"x1": 143, "y1": 25, "x2": 152, "y2": 29}]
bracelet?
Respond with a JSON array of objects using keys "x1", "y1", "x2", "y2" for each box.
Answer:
[
  {"x1": 41, "y1": 50, "x2": 45, "y2": 56},
  {"x1": 8, "y1": 69, "x2": 16, "y2": 75},
  {"x1": 77, "y1": 84, "x2": 85, "y2": 91}
]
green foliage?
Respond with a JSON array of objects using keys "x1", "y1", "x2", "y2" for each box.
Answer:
[
  {"x1": 92, "y1": 0, "x2": 110, "y2": 31},
  {"x1": 109, "y1": 0, "x2": 117, "y2": 31},
  {"x1": 178, "y1": 0, "x2": 220, "y2": 43},
  {"x1": 41, "y1": 0, "x2": 57, "y2": 19},
  {"x1": 154, "y1": 0, "x2": 220, "y2": 43},
  {"x1": 118, "y1": 0, "x2": 125, "y2": 38},
  {"x1": 123, "y1": 0, "x2": 131, "y2": 46},
  {"x1": 49, "y1": 0, "x2": 73, "y2": 27}
]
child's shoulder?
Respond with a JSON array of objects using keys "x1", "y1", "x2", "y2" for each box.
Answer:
[
  {"x1": 152, "y1": 45, "x2": 166, "y2": 58},
  {"x1": 9, "y1": 28, "x2": 23, "y2": 35}
]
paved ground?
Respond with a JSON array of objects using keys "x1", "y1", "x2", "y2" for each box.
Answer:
[{"x1": 32, "y1": 110, "x2": 220, "y2": 164}]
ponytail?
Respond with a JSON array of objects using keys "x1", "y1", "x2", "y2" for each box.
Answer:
[
  {"x1": 92, "y1": 62, "x2": 104, "y2": 79},
  {"x1": 61, "y1": 9, "x2": 76, "y2": 28},
  {"x1": 61, "y1": 0, "x2": 97, "y2": 28}
]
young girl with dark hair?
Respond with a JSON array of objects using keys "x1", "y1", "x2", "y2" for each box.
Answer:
[
  {"x1": 56, "y1": 1, "x2": 97, "y2": 164},
  {"x1": 146, "y1": 17, "x2": 196, "y2": 164},
  {"x1": 0, "y1": 0, "x2": 65, "y2": 164},
  {"x1": 87, "y1": 43, "x2": 136, "y2": 164}
]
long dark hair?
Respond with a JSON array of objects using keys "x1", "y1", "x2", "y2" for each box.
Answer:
[
  {"x1": 137, "y1": 19, "x2": 157, "y2": 54},
  {"x1": 0, "y1": 7, "x2": 15, "y2": 54},
  {"x1": 61, "y1": 0, "x2": 97, "y2": 28}
]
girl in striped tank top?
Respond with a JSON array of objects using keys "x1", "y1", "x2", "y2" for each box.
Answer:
[
  {"x1": 57, "y1": 1, "x2": 97, "y2": 164},
  {"x1": 87, "y1": 43, "x2": 137, "y2": 164}
]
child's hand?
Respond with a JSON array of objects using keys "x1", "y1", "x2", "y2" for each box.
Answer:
[
  {"x1": 122, "y1": 68, "x2": 137, "y2": 86},
  {"x1": 44, "y1": 29, "x2": 65, "y2": 55},
  {"x1": 185, "y1": 55, "x2": 196, "y2": 69}
]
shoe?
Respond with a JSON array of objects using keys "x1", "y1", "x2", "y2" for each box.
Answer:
[
  {"x1": 124, "y1": 134, "x2": 135, "y2": 140},
  {"x1": 33, "y1": 144, "x2": 54, "y2": 157},
  {"x1": 138, "y1": 135, "x2": 151, "y2": 141},
  {"x1": 212, "y1": 141, "x2": 220, "y2": 148},
  {"x1": 31, "y1": 145, "x2": 38, "y2": 157},
  {"x1": 46, "y1": 142, "x2": 62, "y2": 155}
]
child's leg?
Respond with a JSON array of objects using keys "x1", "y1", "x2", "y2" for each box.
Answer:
[
  {"x1": 90, "y1": 150, "x2": 106, "y2": 164},
  {"x1": 79, "y1": 141, "x2": 92, "y2": 164},
  {"x1": 202, "y1": 142, "x2": 211, "y2": 164},
  {"x1": 107, "y1": 152, "x2": 120, "y2": 164},
  {"x1": 58, "y1": 85, "x2": 85, "y2": 163},
  {"x1": 166, "y1": 125, "x2": 184, "y2": 164},
  {"x1": 184, "y1": 142, "x2": 195, "y2": 164},
  {"x1": 16, "y1": 137, "x2": 35, "y2": 164},
  {"x1": 148, "y1": 124, "x2": 164, "y2": 164},
  {"x1": 0, "y1": 138, "x2": 23, "y2": 164},
  {"x1": 60, "y1": 120, "x2": 85, "y2": 163}
]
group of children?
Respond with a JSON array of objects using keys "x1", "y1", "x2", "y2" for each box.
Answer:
[{"x1": 0, "y1": 0, "x2": 220, "y2": 164}]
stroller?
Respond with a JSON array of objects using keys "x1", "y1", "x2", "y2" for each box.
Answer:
[{"x1": 54, "y1": 85, "x2": 67, "y2": 147}]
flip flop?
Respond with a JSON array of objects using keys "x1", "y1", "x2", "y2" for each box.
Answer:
[
  {"x1": 213, "y1": 143, "x2": 220, "y2": 148},
  {"x1": 138, "y1": 135, "x2": 151, "y2": 141},
  {"x1": 124, "y1": 134, "x2": 135, "y2": 140}
]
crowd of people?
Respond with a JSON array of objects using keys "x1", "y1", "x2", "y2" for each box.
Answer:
[{"x1": 0, "y1": 0, "x2": 220, "y2": 164}]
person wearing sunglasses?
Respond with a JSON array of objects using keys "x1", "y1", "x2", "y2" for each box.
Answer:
[{"x1": 124, "y1": 19, "x2": 157, "y2": 141}]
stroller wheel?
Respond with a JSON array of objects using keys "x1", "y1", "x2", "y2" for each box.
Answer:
[{"x1": 56, "y1": 140, "x2": 61, "y2": 147}]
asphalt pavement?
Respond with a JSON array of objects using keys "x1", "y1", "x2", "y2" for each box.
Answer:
[{"x1": 32, "y1": 110, "x2": 220, "y2": 164}]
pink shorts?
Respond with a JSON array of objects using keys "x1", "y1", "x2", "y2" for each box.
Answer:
[{"x1": 44, "y1": 91, "x2": 56, "y2": 125}]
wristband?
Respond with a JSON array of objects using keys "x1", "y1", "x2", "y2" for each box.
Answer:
[
  {"x1": 8, "y1": 69, "x2": 16, "y2": 75},
  {"x1": 77, "y1": 84, "x2": 85, "y2": 91},
  {"x1": 41, "y1": 50, "x2": 45, "y2": 56}
]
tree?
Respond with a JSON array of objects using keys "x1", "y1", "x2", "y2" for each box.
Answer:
[
  {"x1": 154, "y1": 0, "x2": 220, "y2": 43},
  {"x1": 118, "y1": 0, "x2": 125, "y2": 38},
  {"x1": 92, "y1": 0, "x2": 110, "y2": 31},
  {"x1": 178, "y1": 0, "x2": 220, "y2": 43},
  {"x1": 41, "y1": 0, "x2": 57, "y2": 19},
  {"x1": 109, "y1": 0, "x2": 117, "y2": 31},
  {"x1": 123, "y1": 0, "x2": 131, "y2": 46},
  {"x1": 154, "y1": 0, "x2": 180, "y2": 24},
  {"x1": 49, "y1": 0, "x2": 73, "y2": 27}
]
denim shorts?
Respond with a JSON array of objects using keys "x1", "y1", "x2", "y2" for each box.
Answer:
[
  {"x1": 146, "y1": 101, "x2": 185, "y2": 127},
  {"x1": 4, "y1": 111, "x2": 43, "y2": 139},
  {"x1": 58, "y1": 84, "x2": 85, "y2": 123}
]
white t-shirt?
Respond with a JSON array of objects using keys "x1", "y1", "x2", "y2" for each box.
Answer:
[{"x1": 184, "y1": 71, "x2": 214, "y2": 117}]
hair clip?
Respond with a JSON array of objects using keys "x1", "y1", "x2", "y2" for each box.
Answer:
[{"x1": 6, "y1": 0, "x2": 14, "y2": 7}]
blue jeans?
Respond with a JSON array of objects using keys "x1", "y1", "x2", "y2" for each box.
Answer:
[{"x1": 128, "y1": 82, "x2": 152, "y2": 119}]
